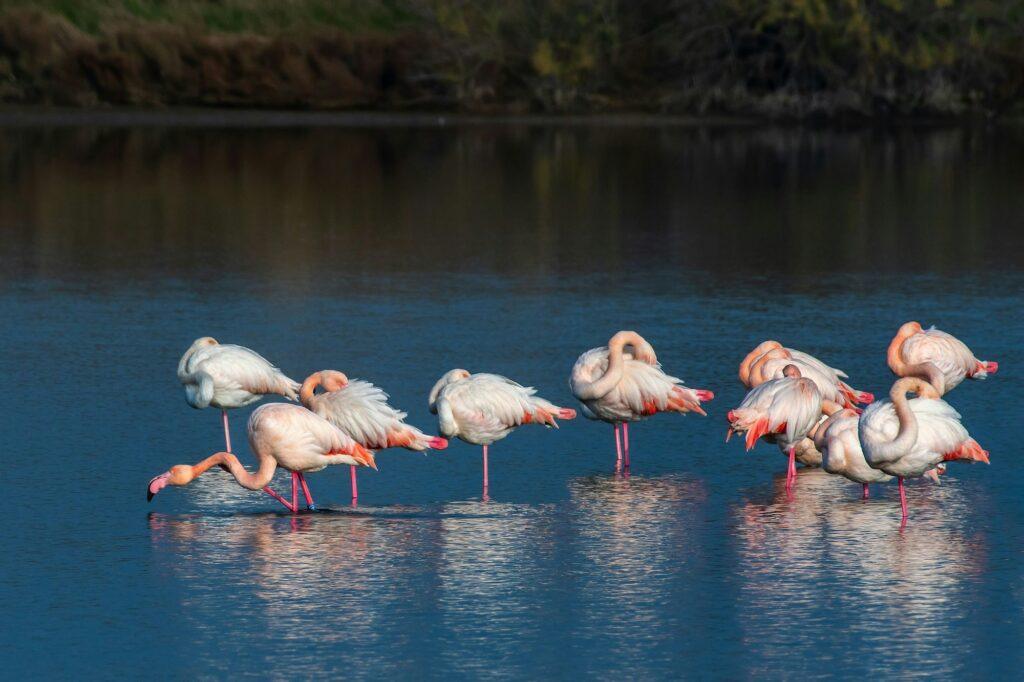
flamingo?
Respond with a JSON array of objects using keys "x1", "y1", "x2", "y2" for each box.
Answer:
[
  {"x1": 776, "y1": 400, "x2": 846, "y2": 469},
  {"x1": 147, "y1": 403, "x2": 376, "y2": 512},
  {"x1": 814, "y1": 408, "x2": 893, "y2": 499},
  {"x1": 569, "y1": 331, "x2": 713, "y2": 472},
  {"x1": 726, "y1": 365, "x2": 823, "y2": 490},
  {"x1": 177, "y1": 337, "x2": 300, "y2": 453},
  {"x1": 300, "y1": 370, "x2": 448, "y2": 503},
  {"x1": 739, "y1": 340, "x2": 873, "y2": 409},
  {"x1": 428, "y1": 369, "x2": 576, "y2": 494},
  {"x1": 859, "y1": 377, "x2": 989, "y2": 521},
  {"x1": 887, "y1": 322, "x2": 998, "y2": 395}
]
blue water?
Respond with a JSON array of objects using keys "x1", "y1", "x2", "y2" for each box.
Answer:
[{"x1": 0, "y1": 121, "x2": 1021, "y2": 678}]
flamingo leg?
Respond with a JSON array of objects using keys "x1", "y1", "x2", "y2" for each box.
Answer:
[
  {"x1": 222, "y1": 409, "x2": 232, "y2": 453},
  {"x1": 262, "y1": 485, "x2": 297, "y2": 513},
  {"x1": 482, "y1": 444, "x2": 489, "y2": 494},
  {"x1": 623, "y1": 422, "x2": 631, "y2": 470},
  {"x1": 862, "y1": 483, "x2": 870, "y2": 500},
  {"x1": 898, "y1": 477, "x2": 908, "y2": 520},
  {"x1": 786, "y1": 447, "x2": 796, "y2": 490},
  {"x1": 291, "y1": 472, "x2": 299, "y2": 511},
  {"x1": 350, "y1": 465, "x2": 358, "y2": 505},
  {"x1": 298, "y1": 472, "x2": 315, "y2": 510},
  {"x1": 614, "y1": 423, "x2": 623, "y2": 473}
]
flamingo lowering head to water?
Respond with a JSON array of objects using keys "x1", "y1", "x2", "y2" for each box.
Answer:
[
  {"x1": 177, "y1": 337, "x2": 300, "y2": 453},
  {"x1": 739, "y1": 340, "x2": 873, "y2": 409},
  {"x1": 301, "y1": 370, "x2": 448, "y2": 503},
  {"x1": 148, "y1": 403, "x2": 376, "y2": 512},
  {"x1": 887, "y1": 322, "x2": 998, "y2": 396},
  {"x1": 570, "y1": 331, "x2": 713, "y2": 472},
  {"x1": 859, "y1": 376, "x2": 989, "y2": 521},
  {"x1": 727, "y1": 364, "x2": 823, "y2": 490},
  {"x1": 428, "y1": 369, "x2": 575, "y2": 494}
]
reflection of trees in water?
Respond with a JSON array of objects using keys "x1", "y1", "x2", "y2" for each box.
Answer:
[
  {"x1": 1, "y1": 125, "x2": 1020, "y2": 283},
  {"x1": 733, "y1": 468, "x2": 985, "y2": 677}
]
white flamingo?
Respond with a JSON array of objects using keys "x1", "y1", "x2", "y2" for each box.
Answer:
[
  {"x1": 148, "y1": 403, "x2": 376, "y2": 512},
  {"x1": 570, "y1": 331, "x2": 713, "y2": 471},
  {"x1": 887, "y1": 321, "x2": 998, "y2": 395},
  {"x1": 301, "y1": 370, "x2": 448, "y2": 503},
  {"x1": 726, "y1": 364, "x2": 823, "y2": 490},
  {"x1": 859, "y1": 377, "x2": 989, "y2": 521},
  {"x1": 429, "y1": 370, "x2": 575, "y2": 494},
  {"x1": 740, "y1": 340, "x2": 873, "y2": 409},
  {"x1": 177, "y1": 337, "x2": 300, "y2": 452},
  {"x1": 814, "y1": 408, "x2": 893, "y2": 499}
]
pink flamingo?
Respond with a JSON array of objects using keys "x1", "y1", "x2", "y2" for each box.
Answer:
[
  {"x1": 300, "y1": 370, "x2": 448, "y2": 503},
  {"x1": 177, "y1": 337, "x2": 300, "y2": 453},
  {"x1": 814, "y1": 408, "x2": 893, "y2": 500},
  {"x1": 739, "y1": 340, "x2": 873, "y2": 409},
  {"x1": 147, "y1": 403, "x2": 376, "y2": 512},
  {"x1": 887, "y1": 322, "x2": 998, "y2": 395},
  {"x1": 859, "y1": 377, "x2": 989, "y2": 521},
  {"x1": 570, "y1": 331, "x2": 713, "y2": 472},
  {"x1": 428, "y1": 369, "x2": 575, "y2": 494},
  {"x1": 726, "y1": 364, "x2": 823, "y2": 490}
]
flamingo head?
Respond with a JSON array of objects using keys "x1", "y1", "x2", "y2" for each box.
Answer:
[
  {"x1": 782, "y1": 364, "x2": 802, "y2": 379},
  {"x1": 147, "y1": 465, "x2": 192, "y2": 501},
  {"x1": 897, "y1": 321, "x2": 923, "y2": 338},
  {"x1": 193, "y1": 336, "x2": 219, "y2": 348},
  {"x1": 428, "y1": 369, "x2": 471, "y2": 414},
  {"x1": 319, "y1": 370, "x2": 349, "y2": 392}
]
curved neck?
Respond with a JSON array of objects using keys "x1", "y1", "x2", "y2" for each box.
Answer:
[
  {"x1": 739, "y1": 340, "x2": 781, "y2": 386},
  {"x1": 299, "y1": 373, "x2": 323, "y2": 406},
  {"x1": 189, "y1": 452, "x2": 278, "y2": 491},
  {"x1": 872, "y1": 383, "x2": 921, "y2": 461},
  {"x1": 750, "y1": 348, "x2": 790, "y2": 386},
  {"x1": 575, "y1": 335, "x2": 633, "y2": 400},
  {"x1": 887, "y1": 331, "x2": 946, "y2": 394}
]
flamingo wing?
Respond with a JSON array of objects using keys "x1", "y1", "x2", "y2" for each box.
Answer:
[
  {"x1": 249, "y1": 403, "x2": 374, "y2": 469},
  {"x1": 205, "y1": 345, "x2": 301, "y2": 398},
  {"x1": 446, "y1": 374, "x2": 542, "y2": 430},
  {"x1": 313, "y1": 380, "x2": 435, "y2": 451}
]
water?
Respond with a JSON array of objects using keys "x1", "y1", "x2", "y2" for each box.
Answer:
[{"x1": 1, "y1": 119, "x2": 1022, "y2": 678}]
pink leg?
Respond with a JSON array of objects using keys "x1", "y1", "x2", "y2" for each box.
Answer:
[
  {"x1": 222, "y1": 409, "x2": 232, "y2": 453},
  {"x1": 262, "y1": 485, "x2": 297, "y2": 513},
  {"x1": 614, "y1": 424, "x2": 623, "y2": 473},
  {"x1": 483, "y1": 445, "x2": 489, "y2": 493},
  {"x1": 862, "y1": 483, "x2": 870, "y2": 500},
  {"x1": 898, "y1": 477, "x2": 908, "y2": 520},
  {"x1": 298, "y1": 473, "x2": 315, "y2": 510},
  {"x1": 786, "y1": 447, "x2": 796, "y2": 490},
  {"x1": 350, "y1": 466, "x2": 358, "y2": 504},
  {"x1": 291, "y1": 472, "x2": 299, "y2": 511},
  {"x1": 623, "y1": 422, "x2": 631, "y2": 470}
]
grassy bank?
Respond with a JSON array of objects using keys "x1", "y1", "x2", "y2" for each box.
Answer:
[{"x1": 0, "y1": 0, "x2": 1021, "y2": 117}]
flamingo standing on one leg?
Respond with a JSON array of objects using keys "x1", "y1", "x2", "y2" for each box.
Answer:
[
  {"x1": 148, "y1": 403, "x2": 376, "y2": 512},
  {"x1": 859, "y1": 377, "x2": 989, "y2": 523},
  {"x1": 814, "y1": 408, "x2": 893, "y2": 500},
  {"x1": 428, "y1": 369, "x2": 575, "y2": 495},
  {"x1": 177, "y1": 337, "x2": 300, "y2": 453},
  {"x1": 740, "y1": 340, "x2": 873, "y2": 409},
  {"x1": 569, "y1": 331, "x2": 713, "y2": 472},
  {"x1": 887, "y1": 322, "x2": 998, "y2": 395},
  {"x1": 726, "y1": 365, "x2": 823, "y2": 491},
  {"x1": 300, "y1": 370, "x2": 448, "y2": 504}
]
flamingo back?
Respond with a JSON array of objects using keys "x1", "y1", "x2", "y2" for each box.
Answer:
[
  {"x1": 181, "y1": 343, "x2": 300, "y2": 408},
  {"x1": 248, "y1": 403, "x2": 369, "y2": 472},
  {"x1": 437, "y1": 373, "x2": 563, "y2": 445},
  {"x1": 310, "y1": 380, "x2": 435, "y2": 451},
  {"x1": 859, "y1": 397, "x2": 975, "y2": 477},
  {"x1": 901, "y1": 327, "x2": 981, "y2": 390}
]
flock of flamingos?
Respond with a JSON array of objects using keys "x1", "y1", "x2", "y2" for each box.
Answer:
[{"x1": 148, "y1": 323, "x2": 996, "y2": 523}]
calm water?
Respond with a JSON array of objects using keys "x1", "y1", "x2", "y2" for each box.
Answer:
[{"x1": 1, "y1": 119, "x2": 1022, "y2": 678}]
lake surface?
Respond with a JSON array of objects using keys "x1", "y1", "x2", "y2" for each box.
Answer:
[{"x1": 1, "y1": 117, "x2": 1021, "y2": 678}]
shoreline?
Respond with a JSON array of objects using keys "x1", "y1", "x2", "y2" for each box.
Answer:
[{"x1": 0, "y1": 107, "x2": 1011, "y2": 129}]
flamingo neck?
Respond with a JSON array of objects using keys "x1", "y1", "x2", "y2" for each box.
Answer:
[
  {"x1": 887, "y1": 329, "x2": 946, "y2": 394},
  {"x1": 299, "y1": 373, "x2": 323, "y2": 406},
  {"x1": 576, "y1": 336, "x2": 630, "y2": 400},
  {"x1": 750, "y1": 347, "x2": 790, "y2": 386},
  {"x1": 738, "y1": 340, "x2": 782, "y2": 386}
]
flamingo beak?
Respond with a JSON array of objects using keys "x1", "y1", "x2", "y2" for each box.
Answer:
[{"x1": 148, "y1": 472, "x2": 171, "y2": 501}]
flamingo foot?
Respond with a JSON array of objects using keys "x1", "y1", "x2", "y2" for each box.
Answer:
[{"x1": 785, "y1": 447, "x2": 796, "y2": 491}]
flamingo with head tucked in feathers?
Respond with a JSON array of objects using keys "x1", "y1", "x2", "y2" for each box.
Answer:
[
  {"x1": 570, "y1": 331, "x2": 713, "y2": 472},
  {"x1": 428, "y1": 370, "x2": 575, "y2": 494},
  {"x1": 727, "y1": 364, "x2": 823, "y2": 490},
  {"x1": 300, "y1": 370, "x2": 448, "y2": 503},
  {"x1": 739, "y1": 340, "x2": 873, "y2": 410},
  {"x1": 887, "y1": 322, "x2": 998, "y2": 396},
  {"x1": 147, "y1": 403, "x2": 376, "y2": 512},
  {"x1": 859, "y1": 376, "x2": 989, "y2": 522},
  {"x1": 177, "y1": 337, "x2": 300, "y2": 453}
]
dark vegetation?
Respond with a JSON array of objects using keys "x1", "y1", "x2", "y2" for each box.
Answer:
[{"x1": 0, "y1": 0, "x2": 1022, "y2": 118}]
